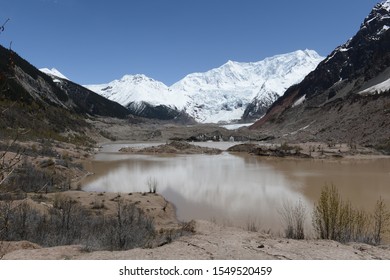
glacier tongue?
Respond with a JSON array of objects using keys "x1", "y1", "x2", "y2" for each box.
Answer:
[{"x1": 85, "y1": 50, "x2": 323, "y2": 123}]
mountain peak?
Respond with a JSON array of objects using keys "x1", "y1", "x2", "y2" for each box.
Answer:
[
  {"x1": 86, "y1": 50, "x2": 323, "y2": 123},
  {"x1": 362, "y1": 0, "x2": 390, "y2": 29},
  {"x1": 301, "y1": 49, "x2": 322, "y2": 59},
  {"x1": 378, "y1": 0, "x2": 390, "y2": 11},
  {"x1": 224, "y1": 60, "x2": 238, "y2": 66},
  {"x1": 39, "y1": 68, "x2": 69, "y2": 80},
  {"x1": 266, "y1": 49, "x2": 321, "y2": 59},
  {"x1": 121, "y1": 73, "x2": 148, "y2": 80},
  {"x1": 118, "y1": 74, "x2": 170, "y2": 87}
]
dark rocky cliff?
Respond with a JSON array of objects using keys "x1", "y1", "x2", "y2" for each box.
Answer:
[{"x1": 250, "y1": 1, "x2": 390, "y2": 147}]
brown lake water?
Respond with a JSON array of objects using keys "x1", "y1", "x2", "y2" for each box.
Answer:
[{"x1": 82, "y1": 142, "x2": 390, "y2": 234}]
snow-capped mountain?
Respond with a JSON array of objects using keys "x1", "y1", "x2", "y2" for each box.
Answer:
[
  {"x1": 171, "y1": 49, "x2": 322, "y2": 122},
  {"x1": 86, "y1": 74, "x2": 192, "y2": 122},
  {"x1": 40, "y1": 68, "x2": 69, "y2": 80},
  {"x1": 85, "y1": 50, "x2": 323, "y2": 123},
  {"x1": 251, "y1": 0, "x2": 390, "y2": 146},
  {"x1": 87, "y1": 74, "x2": 188, "y2": 109}
]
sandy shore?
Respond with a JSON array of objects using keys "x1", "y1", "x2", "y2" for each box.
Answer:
[
  {"x1": 1, "y1": 186, "x2": 390, "y2": 260},
  {"x1": 3, "y1": 217, "x2": 390, "y2": 260}
]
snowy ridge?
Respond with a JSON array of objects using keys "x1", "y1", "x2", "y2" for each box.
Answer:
[
  {"x1": 86, "y1": 74, "x2": 188, "y2": 110},
  {"x1": 325, "y1": 0, "x2": 390, "y2": 67},
  {"x1": 379, "y1": 0, "x2": 390, "y2": 12},
  {"x1": 171, "y1": 50, "x2": 323, "y2": 122},
  {"x1": 85, "y1": 50, "x2": 323, "y2": 123},
  {"x1": 358, "y1": 0, "x2": 390, "y2": 94},
  {"x1": 361, "y1": 0, "x2": 390, "y2": 35},
  {"x1": 40, "y1": 68, "x2": 69, "y2": 80}
]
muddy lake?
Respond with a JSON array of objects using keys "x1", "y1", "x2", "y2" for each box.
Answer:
[{"x1": 82, "y1": 142, "x2": 390, "y2": 235}]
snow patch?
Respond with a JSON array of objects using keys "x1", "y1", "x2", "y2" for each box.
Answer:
[
  {"x1": 283, "y1": 121, "x2": 315, "y2": 137},
  {"x1": 292, "y1": 95, "x2": 306, "y2": 107},
  {"x1": 378, "y1": 25, "x2": 390, "y2": 35},
  {"x1": 324, "y1": 45, "x2": 351, "y2": 63},
  {"x1": 359, "y1": 77, "x2": 390, "y2": 94},
  {"x1": 220, "y1": 123, "x2": 254, "y2": 130},
  {"x1": 382, "y1": 0, "x2": 390, "y2": 11}
]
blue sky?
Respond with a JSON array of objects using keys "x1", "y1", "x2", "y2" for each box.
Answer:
[{"x1": 0, "y1": 0, "x2": 380, "y2": 85}]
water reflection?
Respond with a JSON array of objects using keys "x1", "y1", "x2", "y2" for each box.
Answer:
[
  {"x1": 83, "y1": 143, "x2": 390, "y2": 234},
  {"x1": 83, "y1": 152, "x2": 308, "y2": 232}
]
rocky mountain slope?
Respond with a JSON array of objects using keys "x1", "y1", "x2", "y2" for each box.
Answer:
[
  {"x1": 251, "y1": 0, "x2": 390, "y2": 148},
  {"x1": 85, "y1": 50, "x2": 323, "y2": 123},
  {"x1": 0, "y1": 45, "x2": 128, "y2": 142},
  {"x1": 40, "y1": 69, "x2": 129, "y2": 118}
]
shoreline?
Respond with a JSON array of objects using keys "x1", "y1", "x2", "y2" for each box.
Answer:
[
  {"x1": 93, "y1": 140, "x2": 390, "y2": 161},
  {"x1": 3, "y1": 216, "x2": 390, "y2": 260},
  {"x1": 2, "y1": 138, "x2": 390, "y2": 260}
]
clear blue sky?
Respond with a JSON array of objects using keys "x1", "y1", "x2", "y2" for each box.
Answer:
[{"x1": 0, "y1": 0, "x2": 380, "y2": 85}]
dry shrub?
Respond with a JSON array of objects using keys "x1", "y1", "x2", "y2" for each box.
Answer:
[
  {"x1": 279, "y1": 199, "x2": 307, "y2": 239},
  {"x1": 0, "y1": 195, "x2": 156, "y2": 251},
  {"x1": 373, "y1": 197, "x2": 390, "y2": 245}
]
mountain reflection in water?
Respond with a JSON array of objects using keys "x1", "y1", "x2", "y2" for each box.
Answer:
[{"x1": 83, "y1": 143, "x2": 390, "y2": 234}]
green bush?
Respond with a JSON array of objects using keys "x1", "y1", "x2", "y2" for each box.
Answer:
[{"x1": 312, "y1": 185, "x2": 390, "y2": 244}]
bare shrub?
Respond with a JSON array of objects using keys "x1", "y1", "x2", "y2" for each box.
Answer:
[
  {"x1": 109, "y1": 198, "x2": 155, "y2": 250},
  {"x1": 91, "y1": 198, "x2": 105, "y2": 209},
  {"x1": 0, "y1": 200, "x2": 45, "y2": 243},
  {"x1": 181, "y1": 220, "x2": 196, "y2": 233},
  {"x1": 147, "y1": 177, "x2": 157, "y2": 193},
  {"x1": 154, "y1": 220, "x2": 196, "y2": 247},
  {"x1": 0, "y1": 195, "x2": 156, "y2": 251},
  {"x1": 373, "y1": 196, "x2": 390, "y2": 245},
  {"x1": 0, "y1": 200, "x2": 12, "y2": 240},
  {"x1": 6, "y1": 161, "x2": 53, "y2": 193},
  {"x1": 10, "y1": 201, "x2": 31, "y2": 240},
  {"x1": 0, "y1": 138, "x2": 24, "y2": 189},
  {"x1": 246, "y1": 218, "x2": 259, "y2": 232},
  {"x1": 279, "y1": 199, "x2": 307, "y2": 239}
]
